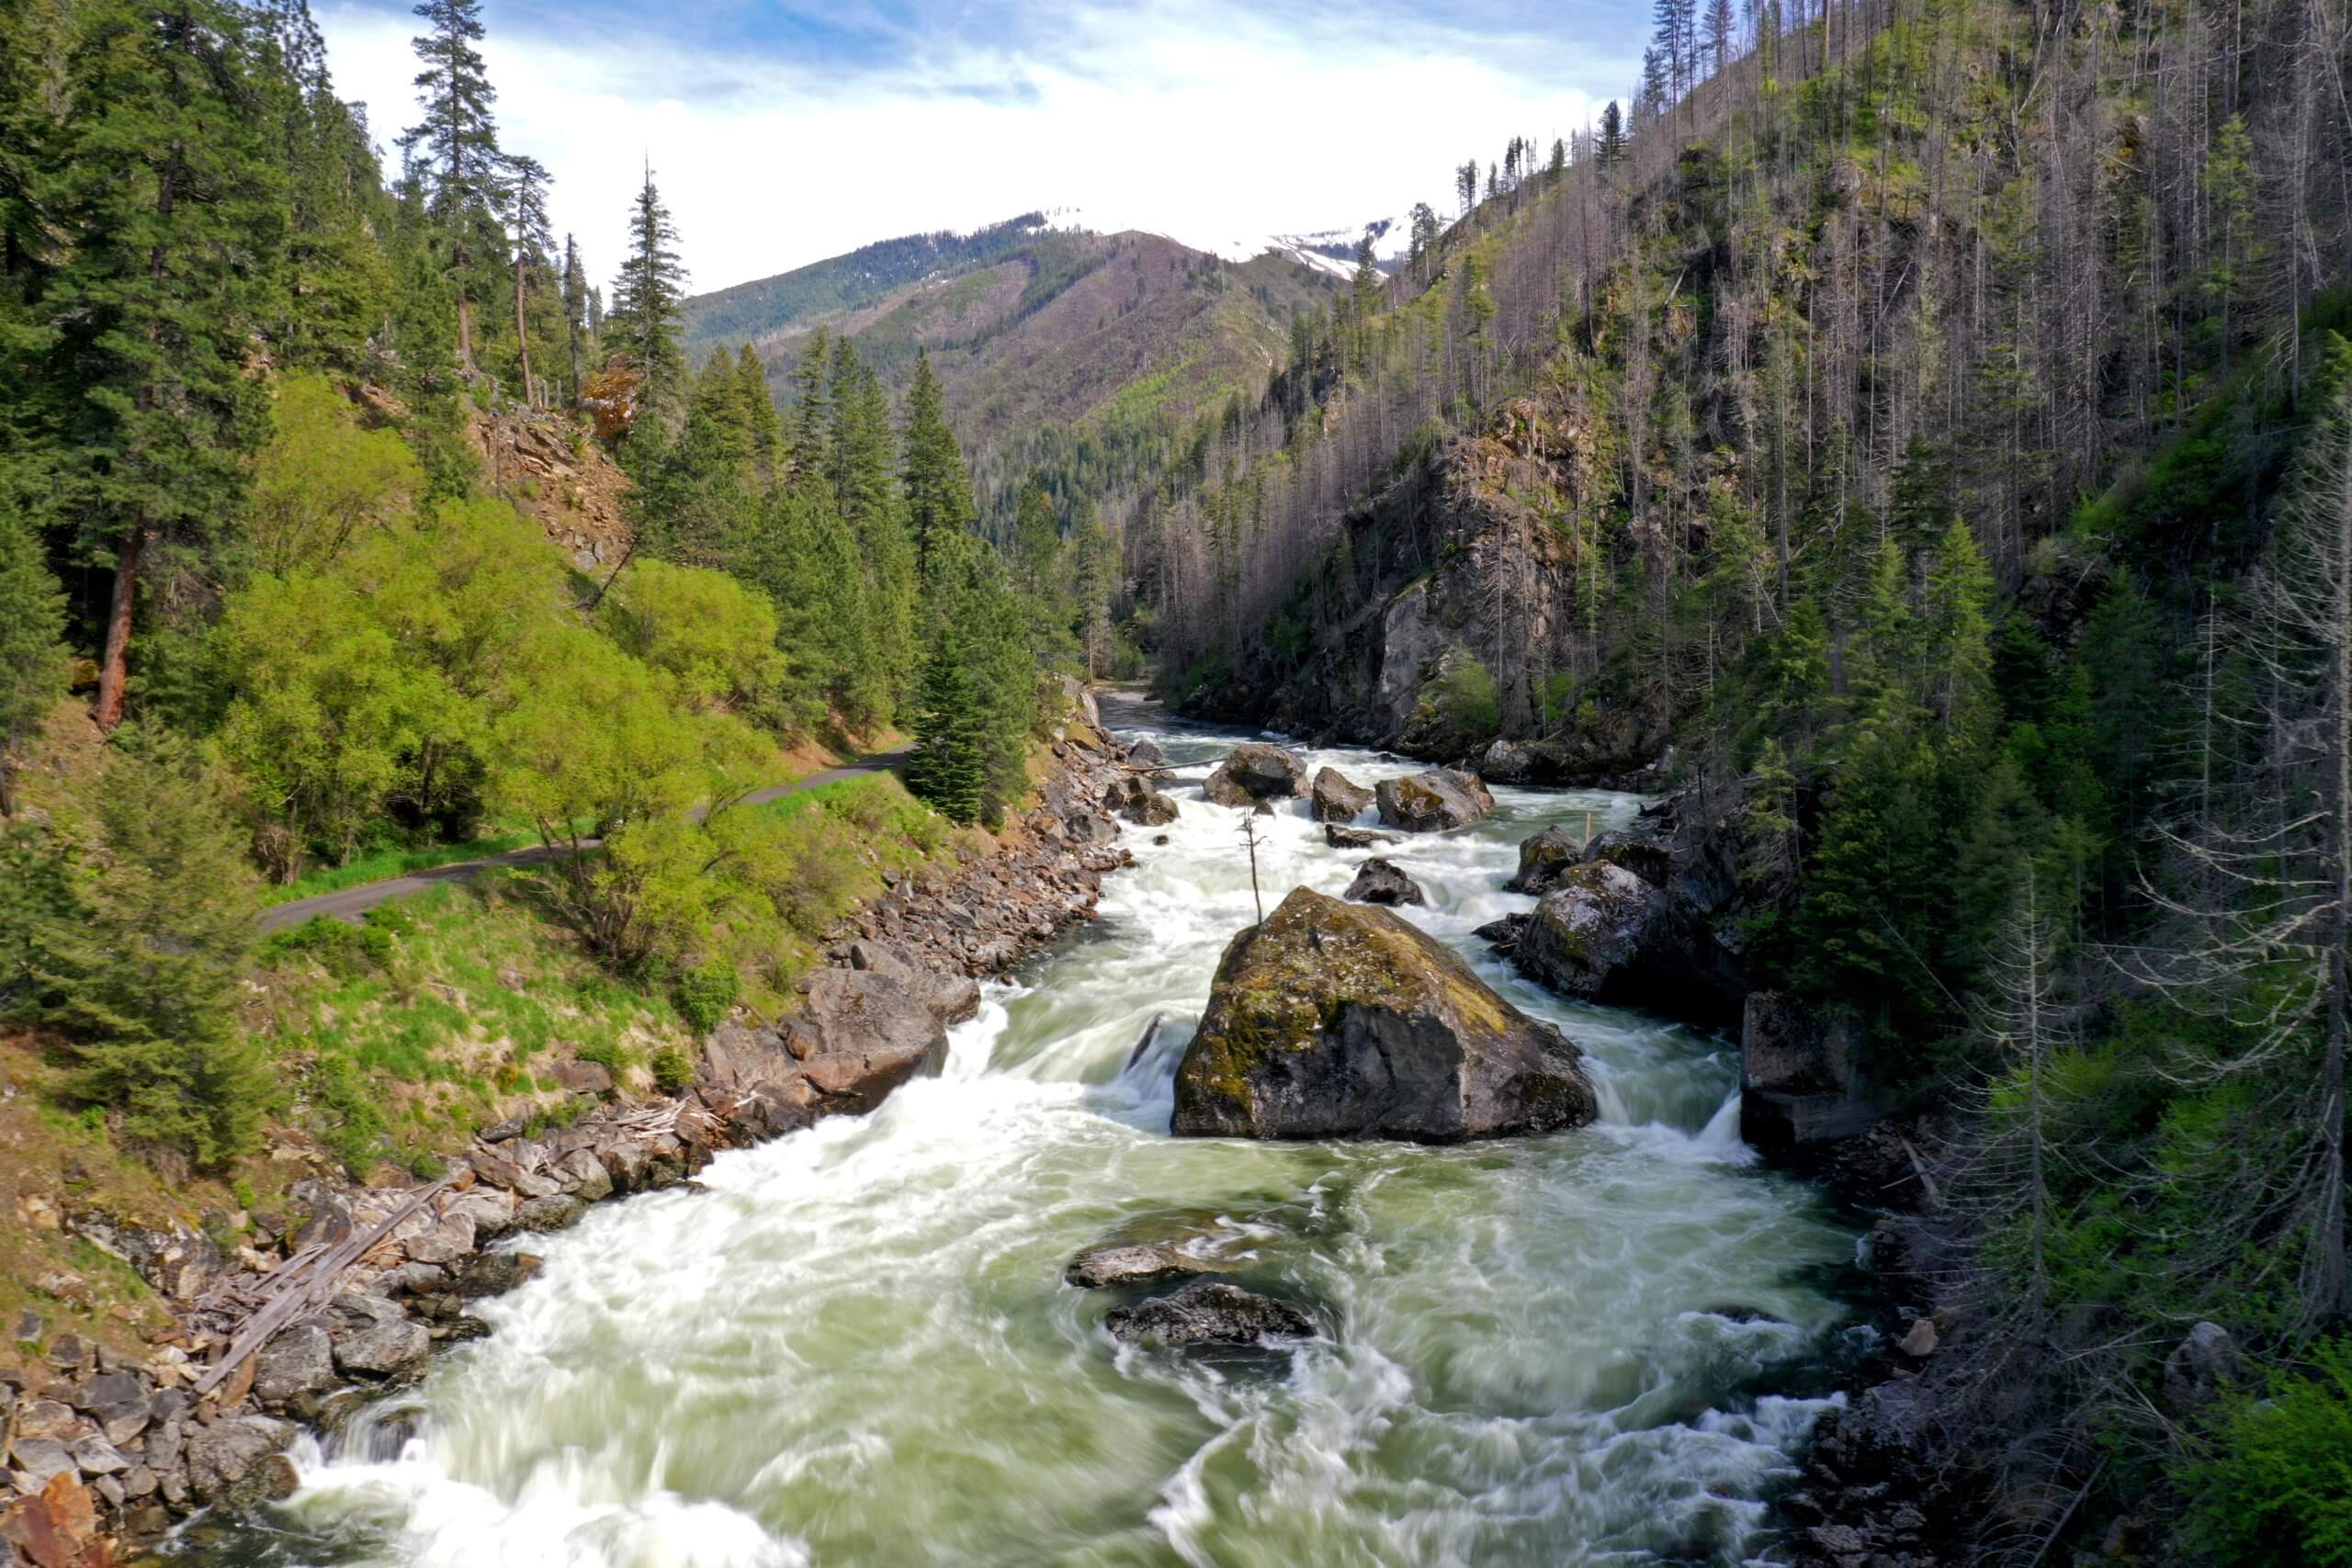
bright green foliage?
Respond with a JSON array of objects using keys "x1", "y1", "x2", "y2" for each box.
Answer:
[
  {"x1": 0, "y1": 506, "x2": 67, "y2": 814},
  {"x1": 596, "y1": 558, "x2": 783, "y2": 716},
  {"x1": 25, "y1": 730, "x2": 267, "y2": 1165},
  {"x1": 1428, "y1": 656, "x2": 1502, "y2": 746},
  {"x1": 249, "y1": 374, "x2": 424, "y2": 575},
  {"x1": 2187, "y1": 1337, "x2": 2352, "y2": 1566},
  {"x1": 214, "y1": 497, "x2": 561, "y2": 877}
]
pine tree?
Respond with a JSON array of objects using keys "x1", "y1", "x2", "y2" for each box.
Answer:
[
  {"x1": 905, "y1": 631, "x2": 986, "y2": 823},
  {"x1": 900, "y1": 348, "x2": 974, "y2": 603},
  {"x1": 607, "y1": 161, "x2": 688, "y2": 427},
  {"x1": 736, "y1": 344, "x2": 783, "y2": 484},
  {"x1": 560, "y1": 231, "x2": 587, "y2": 404},
  {"x1": 40, "y1": 0, "x2": 288, "y2": 732},
  {"x1": 0, "y1": 508, "x2": 67, "y2": 816},
  {"x1": 504, "y1": 152, "x2": 551, "y2": 404},
  {"x1": 400, "y1": 0, "x2": 502, "y2": 367}
]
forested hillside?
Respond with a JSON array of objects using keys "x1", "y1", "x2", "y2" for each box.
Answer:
[
  {"x1": 0, "y1": 0, "x2": 1104, "y2": 1219},
  {"x1": 1134, "y1": 0, "x2": 2352, "y2": 1555},
  {"x1": 684, "y1": 221, "x2": 1337, "y2": 573}
]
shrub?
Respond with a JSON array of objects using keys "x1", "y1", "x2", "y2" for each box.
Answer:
[
  {"x1": 650, "y1": 1045, "x2": 696, "y2": 1094},
  {"x1": 674, "y1": 960, "x2": 738, "y2": 1033},
  {"x1": 1430, "y1": 655, "x2": 1501, "y2": 744},
  {"x1": 2185, "y1": 1336, "x2": 2352, "y2": 1565}
]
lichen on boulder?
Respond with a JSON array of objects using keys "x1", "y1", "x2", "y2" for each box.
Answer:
[
  {"x1": 1374, "y1": 768, "x2": 1495, "y2": 832},
  {"x1": 1171, "y1": 887, "x2": 1596, "y2": 1142},
  {"x1": 1202, "y1": 743, "x2": 1309, "y2": 807},
  {"x1": 1309, "y1": 766, "x2": 1374, "y2": 822}
]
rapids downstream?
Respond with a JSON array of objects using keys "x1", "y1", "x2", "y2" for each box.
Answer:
[{"x1": 175, "y1": 712, "x2": 1865, "y2": 1567}]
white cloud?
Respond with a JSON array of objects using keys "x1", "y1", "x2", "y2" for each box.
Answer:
[{"x1": 316, "y1": 1, "x2": 1634, "y2": 297}]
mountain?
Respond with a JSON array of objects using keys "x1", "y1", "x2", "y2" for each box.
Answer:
[
  {"x1": 1241, "y1": 215, "x2": 1412, "y2": 278},
  {"x1": 684, "y1": 221, "x2": 1338, "y2": 508}
]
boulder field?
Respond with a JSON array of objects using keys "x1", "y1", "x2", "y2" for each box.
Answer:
[{"x1": 1171, "y1": 887, "x2": 1597, "y2": 1143}]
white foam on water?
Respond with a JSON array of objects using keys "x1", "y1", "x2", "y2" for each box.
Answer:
[{"x1": 184, "y1": 718, "x2": 1857, "y2": 1568}]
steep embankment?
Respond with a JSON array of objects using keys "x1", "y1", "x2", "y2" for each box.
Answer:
[{"x1": 0, "y1": 705, "x2": 1143, "y2": 1561}]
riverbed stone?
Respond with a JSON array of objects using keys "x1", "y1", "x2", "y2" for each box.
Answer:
[
  {"x1": 184, "y1": 1416, "x2": 296, "y2": 1505},
  {"x1": 1374, "y1": 769, "x2": 1495, "y2": 832},
  {"x1": 1102, "y1": 1281, "x2": 1314, "y2": 1348},
  {"x1": 1512, "y1": 863, "x2": 1663, "y2": 1004},
  {"x1": 1308, "y1": 767, "x2": 1374, "y2": 823},
  {"x1": 1505, "y1": 825, "x2": 1580, "y2": 894},
  {"x1": 1171, "y1": 887, "x2": 1597, "y2": 1142},
  {"x1": 1342, "y1": 857, "x2": 1425, "y2": 906},
  {"x1": 250, "y1": 1323, "x2": 335, "y2": 1410},
  {"x1": 1202, "y1": 743, "x2": 1308, "y2": 807},
  {"x1": 1324, "y1": 823, "x2": 1399, "y2": 850},
  {"x1": 1064, "y1": 1242, "x2": 1228, "y2": 1290}
]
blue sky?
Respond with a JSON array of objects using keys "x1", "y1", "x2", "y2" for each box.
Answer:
[{"x1": 316, "y1": 0, "x2": 1644, "y2": 294}]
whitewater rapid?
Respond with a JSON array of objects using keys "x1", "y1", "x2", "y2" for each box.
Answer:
[{"x1": 172, "y1": 714, "x2": 1862, "y2": 1567}]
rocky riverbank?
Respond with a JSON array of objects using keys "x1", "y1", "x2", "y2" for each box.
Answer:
[{"x1": 0, "y1": 711, "x2": 1142, "y2": 1564}]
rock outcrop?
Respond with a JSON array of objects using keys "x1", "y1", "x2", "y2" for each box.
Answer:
[
  {"x1": 1341, "y1": 857, "x2": 1424, "y2": 906},
  {"x1": 1504, "y1": 825, "x2": 1580, "y2": 894},
  {"x1": 1510, "y1": 863, "x2": 1663, "y2": 1005},
  {"x1": 1374, "y1": 768, "x2": 1495, "y2": 832},
  {"x1": 1171, "y1": 888, "x2": 1596, "y2": 1142},
  {"x1": 1308, "y1": 767, "x2": 1374, "y2": 822},
  {"x1": 1201, "y1": 743, "x2": 1308, "y2": 807},
  {"x1": 1738, "y1": 991, "x2": 1880, "y2": 1150},
  {"x1": 1102, "y1": 1281, "x2": 1313, "y2": 1348}
]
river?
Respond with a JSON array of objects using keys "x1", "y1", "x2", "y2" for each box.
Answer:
[{"x1": 172, "y1": 712, "x2": 1864, "y2": 1568}]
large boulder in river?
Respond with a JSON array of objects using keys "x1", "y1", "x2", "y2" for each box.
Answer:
[
  {"x1": 1505, "y1": 825, "x2": 1581, "y2": 894},
  {"x1": 1512, "y1": 863, "x2": 1663, "y2": 1005},
  {"x1": 1202, "y1": 743, "x2": 1309, "y2": 807},
  {"x1": 1308, "y1": 766, "x2": 1374, "y2": 822},
  {"x1": 1342, "y1": 857, "x2": 1424, "y2": 907},
  {"x1": 1103, "y1": 1280, "x2": 1313, "y2": 1348},
  {"x1": 1374, "y1": 768, "x2": 1495, "y2": 832},
  {"x1": 1171, "y1": 888, "x2": 1596, "y2": 1142}
]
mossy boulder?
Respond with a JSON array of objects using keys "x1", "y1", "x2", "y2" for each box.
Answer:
[
  {"x1": 1514, "y1": 862, "x2": 1664, "y2": 1003},
  {"x1": 1374, "y1": 768, "x2": 1495, "y2": 832},
  {"x1": 1505, "y1": 825, "x2": 1580, "y2": 894},
  {"x1": 1202, "y1": 743, "x2": 1309, "y2": 807},
  {"x1": 1171, "y1": 887, "x2": 1596, "y2": 1142}
]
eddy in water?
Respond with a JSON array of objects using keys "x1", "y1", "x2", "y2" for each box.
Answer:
[{"x1": 171, "y1": 714, "x2": 1860, "y2": 1568}]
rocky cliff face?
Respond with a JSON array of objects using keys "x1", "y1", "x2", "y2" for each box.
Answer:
[{"x1": 1182, "y1": 391, "x2": 1672, "y2": 778}]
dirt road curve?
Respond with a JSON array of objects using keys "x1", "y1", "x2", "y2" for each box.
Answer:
[{"x1": 257, "y1": 747, "x2": 911, "y2": 932}]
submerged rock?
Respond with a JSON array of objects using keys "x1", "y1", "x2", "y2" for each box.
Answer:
[
  {"x1": 1171, "y1": 887, "x2": 1597, "y2": 1142},
  {"x1": 1202, "y1": 743, "x2": 1309, "y2": 807},
  {"x1": 1324, "y1": 823, "x2": 1400, "y2": 850},
  {"x1": 1308, "y1": 766, "x2": 1374, "y2": 823},
  {"x1": 1064, "y1": 1242, "x2": 1227, "y2": 1290},
  {"x1": 1374, "y1": 768, "x2": 1495, "y2": 832},
  {"x1": 1102, "y1": 1280, "x2": 1313, "y2": 1348},
  {"x1": 1342, "y1": 857, "x2": 1425, "y2": 907}
]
